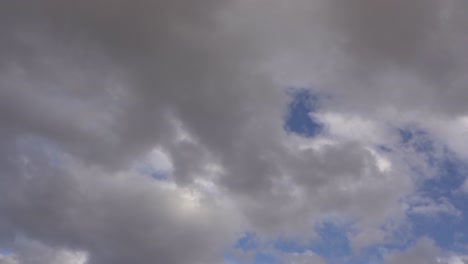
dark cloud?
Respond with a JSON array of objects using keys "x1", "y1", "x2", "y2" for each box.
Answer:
[
  {"x1": 1, "y1": 0, "x2": 468, "y2": 263},
  {"x1": 0, "y1": 137, "x2": 238, "y2": 264}
]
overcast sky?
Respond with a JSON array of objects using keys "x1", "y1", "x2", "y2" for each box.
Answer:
[{"x1": 1, "y1": 1, "x2": 468, "y2": 264}]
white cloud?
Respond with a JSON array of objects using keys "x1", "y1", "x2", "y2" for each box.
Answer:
[
  {"x1": 384, "y1": 238, "x2": 440, "y2": 264},
  {"x1": 0, "y1": 239, "x2": 88, "y2": 264},
  {"x1": 384, "y1": 238, "x2": 468, "y2": 264},
  {"x1": 406, "y1": 196, "x2": 461, "y2": 216},
  {"x1": 462, "y1": 179, "x2": 468, "y2": 193},
  {"x1": 0, "y1": 254, "x2": 18, "y2": 264},
  {"x1": 314, "y1": 112, "x2": 390, "y2": 144},
  {"x1": 280, "y1": 251, "x2": 326, "y2": 264},
  {"x1": 439, "y1": 255, "x2": 468, "y2": 264}
]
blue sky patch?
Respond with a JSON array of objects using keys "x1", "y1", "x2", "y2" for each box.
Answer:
[
  {"x1": 284, "y1": 88, "x2": 323, "y2": 138},
  {"x1": 274, "y1": 238, "x2": 307, "y2": 254},
  {"x1": 408, "y1": 154, "x2": 468, "y2": 252},
  {"x1": 311, "y1": 221, "x2": 352, "y2": 260},
  {"x1": 0, "y1": 248, "x2": 13, "y2": 256},
  {"x1": 396, "y1": 127, "x2": 468, "y2": 252},
  {"x1": 235, "y1": 232, "x2": 258, "y2": 252},
  {"x1": 135, "y1": 162, "x2": 170, "y2": 181},
  {"x1": 346, "y1": 246, "x2": 383, "y2": 264},
  {"x1": 254, "y1": 252, "x2": 278, "y2": 264}
]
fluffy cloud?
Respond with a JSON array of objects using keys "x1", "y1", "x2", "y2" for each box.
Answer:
[
  {"x1": 384, "y1": 238, "x2": 468, "y2": 264},
  {"x1": 279, "y1": 251, "x2": 326, "y2": 264},
  {"x1": 1, "y1": 0, "x2": 468, "y2": 263},
  {"x1": 0, "y1": 238, "x2": 88, "y2": 264},
  {"x1": 0, "y1": 137, "x2": 240, "y2": 264},
  {"x1": 384, "y1": 238, "x2": 441, "y2": 264}
]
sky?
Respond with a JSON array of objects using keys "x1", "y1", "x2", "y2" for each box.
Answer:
[{"x1": 1, "y1": 0, "x2": 468, "y2": 263}]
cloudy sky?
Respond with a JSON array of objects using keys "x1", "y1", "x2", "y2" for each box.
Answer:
[{"x1": 1, "y1": 0, "x2": 468, "y2": 263}]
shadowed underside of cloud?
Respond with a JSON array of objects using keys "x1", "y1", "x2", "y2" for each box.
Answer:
[{"x1": 1, "y1": 0, "x2": 468, "y2": 264}]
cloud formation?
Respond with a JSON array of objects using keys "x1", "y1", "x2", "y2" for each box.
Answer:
[{"x1": 1, "y1": 0, "x2": 468, "y2": 263}]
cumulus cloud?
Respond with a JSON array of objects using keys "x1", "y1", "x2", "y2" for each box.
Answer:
[
  {"x1": 1, "y1": 0, "x2": 468, "y2": 263},
  {"x1": 462, "y1": 180, "x2": 468, "y2": 194},
  {"x1": 384, "y1": 238, "x2": 468, "y2": 264},
  {"x1": 279, "y1": 251, "x2": 326, "y2": 264},
  {"x1": 442, "y1": 255, "x2": 468, "y2": 264},
  {"x1": 0, "y1": 137, "x2": 240, "y2": 264},
  {"x1": 384, "y1": 238, "x2": 441, "y2": 264},
  {"x1": 406, "y1": 196, "x2": 461, "y2": 216},
  {"x1": 0, "y1": 238, "x2": 88, "y2": 264}
]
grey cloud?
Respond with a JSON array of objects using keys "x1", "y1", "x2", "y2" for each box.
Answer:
[
  {"x1": 225, "y1": 0, "x2": 468, "y2": 116},
  {"x1": 0, "y1": 138, "x2": 239, "y2": 264},
  {"x1": 280, "y1": 251, "x2": 326, "y2": 264},
  {"x1": 329, "y1": 0, "x2": 440, "y2": 68},
  {"x1": 384, "y1": 238, "x2": 440, "y2": 264},
  {"x1": 0, "y1": 238, "x2": 87, "y2": 264},
  {"x1": 1, "y1": 0, "x2": 467, "y2": 263},
  {"x1": 0, "y1": 1, "x2": 286, "y2": 262},
  {"x1": 325, "y1": 0, "x2": 468, "y2": 116}
]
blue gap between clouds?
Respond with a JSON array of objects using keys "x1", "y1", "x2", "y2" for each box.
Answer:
[
  {"x1": 342, "y1": 128, "x2": 468, "y2": 262},
  {"x1": 228, "y1": 126, "x2": 468, "y2": 264},
  {"x1": 239, "y1": 128, "x2": 468, "y2": 263},
  {"x1": 398, "y1": 128, "x2": 468, "y2": 252},
  {"x1": 135, "y1": 162, "x2": 170, "y2": 181},
  {"x1": 409, "y1": 153, "x2": 468, "y2": 252},
  {"x1": 235, "y1": 232, "x2": 258, "y2": 252},
  {"x1": 275, "y1": 221, "x2": 352, "y2": 263},
  {"x1": 0, "y1": 248, "x2": 13, "y2": 256},
  {"x1": 284, "y1": 88, "x2": 323, "y2": 138},
  {"x1": 311, "y1": 221, "x2": 352, "y2": 262},
  {"x1": 229, "y1": 232, "x2": 279, "y2": 264},
  {"x1": 346, "y1": 223, "x2": 416, "y2": 264},
  {"x1": 232, "y1": 222, "x2": 353, "y2": 264}
]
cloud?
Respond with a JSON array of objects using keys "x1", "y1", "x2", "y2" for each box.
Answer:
[
  {"x1": 384, "y1": 238, "x2": 441, "y2": 264},
  {"x1": 406, "y1": 196, "x2": 461, "y2": 216},
  {"x1": 462, "y1": 180, "x2": 468, "y2": 194},
  {"x1": 0, "y1": 139, "x2": 241, "y2": 264},
  {"x1": 441, "y1": 255, "x2": 468, "y2": 264},
  {"x1": 0, "y1": 238, "x2": 88, "y2": 264},
  {"x1": 384, "y1": 238, "x2": 468, "y2": 264},
  {"x1": 279, "y1": 251, "x2": 326, "y2": 264},
  {"x1": 1, "y1": 0, "x2": 468, "y2": 263}
]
